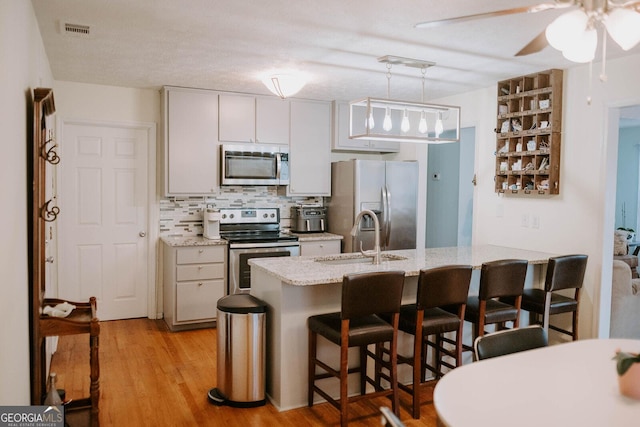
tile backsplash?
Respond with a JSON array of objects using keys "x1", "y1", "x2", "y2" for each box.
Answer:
[{"x1": 159, "y1": 186, "x2": 322, "y2": 237}]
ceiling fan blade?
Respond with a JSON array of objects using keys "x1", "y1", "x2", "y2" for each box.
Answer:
[
  {"x1": 415, "y1": 3, "x2": 559, "y2": 29},
  {"x1": 515, "y1": 30, "x2": 549, "y2": 56}
]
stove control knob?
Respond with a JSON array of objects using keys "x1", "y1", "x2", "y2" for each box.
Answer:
[
  {"x1": 229, "y1": 214, "x2": 235, "y2": 219},
  {"x1": 270, "y1": 213, "x2": 275, "y2": 218},
  {"x1": 263, "y1": 213, "x2": 268, "y2": 218}
]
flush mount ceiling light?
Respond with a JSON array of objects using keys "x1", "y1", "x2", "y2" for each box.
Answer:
[
  {"x1": 261, "y1": 72, "x2": 307, "y2": 99},
  {"x1": 349, "y1": 55, "x2": 460, "y2": 144}
]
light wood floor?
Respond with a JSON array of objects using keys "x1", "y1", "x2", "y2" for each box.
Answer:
[{"x1": 50, "y1": 318, "x2": 439, "y2": 426}]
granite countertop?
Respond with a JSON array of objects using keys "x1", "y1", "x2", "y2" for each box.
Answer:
[
  {"x1": 285, "y1": 231, "x2": 343, "y2": 241},
  {"x1": 249, "y1": 245, "x2": 558, "y2": 286},
  {"x1": 161, "y1": 236, "x2": 228, "y2": 247}
]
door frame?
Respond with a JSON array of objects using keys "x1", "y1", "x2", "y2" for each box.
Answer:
[{"x1": 57, "y1": 118, "x2": 159, "y2": 319}]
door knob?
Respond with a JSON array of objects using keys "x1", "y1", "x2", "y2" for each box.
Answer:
[{"x1": 139, "y1": 231, "x2": 146, "y2": 237}]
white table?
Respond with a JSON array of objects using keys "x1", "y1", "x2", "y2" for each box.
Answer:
[{"x1": 434, "y1": 339, "x2": 640, "y2": 427}]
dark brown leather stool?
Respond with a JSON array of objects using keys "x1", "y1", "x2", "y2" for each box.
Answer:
[
  {"x1": 464, "y1": 259, "x2": 528, "y2": 345},
  {"x1": 392, "y1": 265, "x2": 472, "y2": 419},
  {"x1": 307, "y1": 270, "x2": 405, "y2": 427},
  {"x1": 520, "y1": 254, "x2": 588, "y2": 340}
]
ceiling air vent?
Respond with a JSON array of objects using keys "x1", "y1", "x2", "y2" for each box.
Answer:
[{"x1": 63, "y1": 23, "x2": 91, "y2": 37}]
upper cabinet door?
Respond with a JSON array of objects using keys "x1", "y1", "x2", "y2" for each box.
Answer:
[
  {"x1": 256, "y1": 97, "x2": 289, "y2": 145},
  {"x1": 218, "y1": 94, "x2": 256, "y2": 143},
  {"x1": 288, "y1": 100, "x2": 331, "y2": 196},
  {"x1": 164, "y1": 88, "x2": 219, "y2": 196}
]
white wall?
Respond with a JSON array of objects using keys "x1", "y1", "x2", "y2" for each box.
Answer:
[
  {"x1": 0, "y1": 0, "x2": 54, "y2": 405},
  {"x1": 434, "y1": 54, "x2": 640, "y2": 339}
]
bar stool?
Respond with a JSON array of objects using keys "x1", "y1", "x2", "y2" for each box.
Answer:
[
  {"x1": 464, "y1": 259, "x2": 528, "y2": 345},
  {"x1": 520, "y1": 254, "x2": 588, "y2": 340},
  {"x1": 307, "y1": 270, "x2": 405, "y2": 427},
  {"x1": 393, "y1": 265, "x2": 472, "y2": 419}
]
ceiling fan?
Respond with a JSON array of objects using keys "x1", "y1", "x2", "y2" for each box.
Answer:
[{"x1": 415, "y1": 0, "x2": 640, "y2": 59}]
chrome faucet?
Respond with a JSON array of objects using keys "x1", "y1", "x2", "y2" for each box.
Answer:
[{"x1": 350, "y1": 209, "x2": 381, "y2": 265}]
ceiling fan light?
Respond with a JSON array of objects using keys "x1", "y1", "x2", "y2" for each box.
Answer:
[
  {"x1": 604, "y1": 8, "x2": 640, "y2": 51},
  {"x1": 545, "y1": 9, "x2": 589, "y2": 51},
  {"x1": 261, "y1": 73, "x2": 307, "y2": 99},
  {"x1": 561, "y1": 28, "x2": 597, "y2": 63}
]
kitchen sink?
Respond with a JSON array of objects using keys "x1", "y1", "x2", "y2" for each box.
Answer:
[{"x1": 314, "y1": 253, "x2": 408, "y2": 265}]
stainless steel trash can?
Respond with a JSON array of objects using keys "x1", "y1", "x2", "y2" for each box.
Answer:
[{"x1": 208, "y1": 294, "x2": 267, "y2": 407}]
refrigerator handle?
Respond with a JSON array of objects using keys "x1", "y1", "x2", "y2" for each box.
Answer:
[{"x1": 382, "y1": 186, "x2": 391, "y2": 247}]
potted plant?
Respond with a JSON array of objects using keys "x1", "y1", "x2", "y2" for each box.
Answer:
[
  {"x1": 614, "y1": 350, "x2": 640, "y2": 399},
  {"x1": 617, "y1": 227, "x2": 636, "y2": 241}
]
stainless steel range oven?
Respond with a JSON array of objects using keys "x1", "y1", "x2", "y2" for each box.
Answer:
[{"x1": 220, "y1": 208, "x2": 299, "y2": 295}]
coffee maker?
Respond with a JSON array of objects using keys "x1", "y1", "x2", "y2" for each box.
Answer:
[{"x1": 203, "y1": 208, "x2": 221, "y2": 239}]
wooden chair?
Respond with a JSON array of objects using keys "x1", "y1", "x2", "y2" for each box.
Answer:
[
  {"x1": 474, "y1": 325, "x2": 548, "y2": 361},
  {"x1": 463, "y1": 259, "x2": 528, "y2": 345},
  {"x1": 387, "y1": 265, "x2": 472, "y2": 419},
  {"x1": 307, "y1": 270, "x2": 405, "y2": 427},
  {"x1": 520, "y1": 254, "x2": 588, "y2": 340}
]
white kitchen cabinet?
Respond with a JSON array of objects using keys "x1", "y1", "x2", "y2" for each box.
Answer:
[
  {"x1": 299, "y1": 239, "x2": 341, "y2": 256},
  {"x1": 256, "y1": 97, "x2": 290, "y2": 145},
  {"x1": 331, "y1": 101, "x2": 400, "y2": 153},
  {"x1": 163, "y1": 87, "x2": 220, "y2": 196},
  {"x1": 287, "y1": 99, "x2": 331, "y2": 196},
  {"x1": 219, "y1": 94, "x2": 289, "y2": 145},
  {"x1": 163, "y1": 243, "x2": 227, "y2": 331}
]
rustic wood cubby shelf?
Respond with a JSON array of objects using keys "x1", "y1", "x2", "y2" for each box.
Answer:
[{"x1": 494, "y1": 69, "x2": 563, "y2": 195}]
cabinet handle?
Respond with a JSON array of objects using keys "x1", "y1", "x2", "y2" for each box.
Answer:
[
  {"x1": 198, "y1": 266, "x2": 203, "y2": 270},
  {"x1": 199, "y1": 249, "x2": 204, "y2": 253},
  {"x1": 198, "y1": 282, "x2": 203, "y2": 287}
]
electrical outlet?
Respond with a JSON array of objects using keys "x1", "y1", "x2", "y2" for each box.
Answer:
[
  {"x1": 521, "y1": 214, "x2": 529, "y2": 228},
  {"x1": 532, "y1": 215, "x2": 540, "y2": 229}
]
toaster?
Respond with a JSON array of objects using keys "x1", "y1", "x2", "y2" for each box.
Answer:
[{"x1": 291, "y1": 207, "x2": 327, "y2": 233}]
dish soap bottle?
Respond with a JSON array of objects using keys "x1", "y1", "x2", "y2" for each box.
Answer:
[{"x1": 44, "y1": 372, "x2": 62, "y2": 406}]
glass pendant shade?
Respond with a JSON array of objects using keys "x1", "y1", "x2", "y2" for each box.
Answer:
[
  {"x1": 418, "y1": 111, "x2": 428, "y2": 134},
  {"x1": 383, "y1": 107, "x2": 393, "y2": 131},
  {"x1": 366, "y1": 110, "x2": 375, "y2": 130},
  {"x1": 435, "y1": 113, "x2": 444, "y2": 137},
  {"x1": 561, "y1": 28, "x2": 597, "y2": 63},
  {"x1": 401, "y1": 109, "x2": 410, "y2": 133},
  {"x1": 545, "y1": 10, "x2": 589, "y2": 51},
  {"x1": 604, "y1": 8, "x2": 640, "y2": 51}
]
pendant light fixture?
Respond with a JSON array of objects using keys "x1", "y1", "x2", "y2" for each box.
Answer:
[{"x1": 349, "y1": 56, "x2": 460, "y2": 144}]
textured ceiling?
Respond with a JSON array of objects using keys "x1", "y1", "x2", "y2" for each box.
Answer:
[{"x1": 32, "y1": 0, "x2": 640, "y2": 103}]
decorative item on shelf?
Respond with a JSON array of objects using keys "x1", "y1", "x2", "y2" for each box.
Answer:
[
  {"x1": 537, "y1": 179, "x2": 549, "y2": 191},
  {"x1": 512, "y1": 159, "x2": 522, "y2": 171},
  {"x1": 539, "y1": 157, "x2": 549, "y2": 171},
  {"x1": 539, "y1": 99, "x2": 550, "y2": 109},
  {"x1": 349, "y1": 55, "x2": 460, "y2": 144},
  {"x1": 511, "y1": 118, "x2": 522, "y2": 132},
  {"x1": 540, "y1": 120, "x2": 549, "y2": 129},
  {"x1": 613, "y1": 350, "x2": 640, "y2": 400},
  {"x1": 498, "y1": 142, "x2": 509, "y2": 153},
  {"x1": 498, "y1": 104, "x2": 508, "y2": 115},
  {"x1": 500, "y1": 120, "x2": 511, "y2": 133},
  {"x1": 524, "y1": 161, "x2": 535, "y2": 171},
  {"x1": 527, "y1": 139, "x2": 537, "y2": 151},
  {"x1": 516, "y1": 142, "x2": 523, "y2": 152},
  {"x1": 260, "y1": 71, "x2": 308, "y2": 99},
  {"x1": 499, "y1": 161, "x2": 508, "y2": 172}
]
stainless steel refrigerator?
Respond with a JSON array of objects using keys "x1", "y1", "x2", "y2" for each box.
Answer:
[{"x1": 328, "y1": 160, "x2": 418, "y2": 253}]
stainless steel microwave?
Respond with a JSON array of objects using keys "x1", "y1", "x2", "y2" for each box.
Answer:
[{"x1": 221, "y1": 144, "x2": 289, "y2": 186}]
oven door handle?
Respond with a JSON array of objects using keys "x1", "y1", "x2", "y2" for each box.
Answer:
[{"x1": 229, "y1": 241, "x2": 300, "y2": 249}]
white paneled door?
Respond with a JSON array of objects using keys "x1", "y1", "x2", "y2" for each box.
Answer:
[{"x1": 59, "y1": 122, "x2": 149, "y2": 320}]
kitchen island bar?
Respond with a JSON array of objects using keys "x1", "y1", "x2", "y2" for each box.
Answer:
[{"x1": 249, "y1": 245, "x2": 557, "y2": 411}]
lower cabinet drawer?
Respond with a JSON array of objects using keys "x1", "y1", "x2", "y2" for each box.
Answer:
[
  {"x1": 176, "y1": 245, "x2": 225, "y2": 264},
  {"x1": 176, "y1": 263, "x2": 224, "y2": 281},
  {"x1": 176, "y1": 279, "x2": 225, "y2": 322}
]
